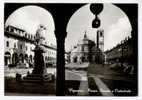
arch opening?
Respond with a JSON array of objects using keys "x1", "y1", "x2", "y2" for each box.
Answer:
[
  {"x1": 65, "y1": 3, "x2": 135, "y2": 96},
  {"x1": 4, "y1": 5, "x2": 57, "y2": 88}
]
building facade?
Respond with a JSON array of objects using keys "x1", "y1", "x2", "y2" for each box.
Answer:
[
  {"x1": 105, "y1": 37, "x2": 133, "y2": 65},
  {"x1": 4, "y1": 25, "x2": 57, "y2": 68},
  {"x1": 70, "y1": 33, "x2": 104, "y2": 64}
]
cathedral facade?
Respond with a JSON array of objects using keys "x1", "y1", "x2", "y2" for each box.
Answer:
[{"x1": 70, "y1": 31, "x2": 104, "y2": 64}]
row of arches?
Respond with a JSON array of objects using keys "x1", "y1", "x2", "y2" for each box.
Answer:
[
  {"x1": 4, "y1": 52, "x2": 33, "y2": 67},
  {"x1": 4, "y1": 51, "x2": 57, "y2": 68}
]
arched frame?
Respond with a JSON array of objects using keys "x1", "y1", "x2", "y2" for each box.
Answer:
[{"x1": 4, "y1": 3, "x2": 138, "y2": 96}]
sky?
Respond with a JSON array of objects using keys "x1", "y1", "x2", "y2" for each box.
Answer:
[
  {"x1": 5, "y1": 5, "x2": 56, "y2": 46},
  {"x1": 65, "y1": 3, "x2": 132, "y2": 52}
]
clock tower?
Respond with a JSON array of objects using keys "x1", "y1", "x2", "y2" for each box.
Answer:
[{"x1": 96, "y1": 29, "x2": 104, "y2": 52}]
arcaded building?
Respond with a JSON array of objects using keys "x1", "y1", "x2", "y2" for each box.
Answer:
[
  {"x1": 105, "y1": 37, "x2": 133, "y2": 64},
  {"x1": 70, "y1": 31, "x2": 104, "y2": 64},
  {"x1": 4, "y1": 25, "x2": 56, "y2": 68}
]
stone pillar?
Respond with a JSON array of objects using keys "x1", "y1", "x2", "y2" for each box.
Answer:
[{"x1": 55, "y1": 30, "x2": 66, "y2": 96}]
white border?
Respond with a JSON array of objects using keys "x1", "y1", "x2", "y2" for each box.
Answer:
[
  {"x1": 1, "y1": 0, "x2": 141, "y2": 3},
  {"x1": 0, "y1": 0, "x2": 142, "y2": 100}
]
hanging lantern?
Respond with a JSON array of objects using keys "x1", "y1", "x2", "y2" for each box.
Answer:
[
  {"x1": 92, "y1": 15, "x2": 101, "y2": 28},
  {"x1": 90, "y1": 3, "x2": 103, "y2": 28}
]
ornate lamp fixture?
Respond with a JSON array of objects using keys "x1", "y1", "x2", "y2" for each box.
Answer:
[{"x1": 90, "y1": 4, "x2": 103, "y2": 28}]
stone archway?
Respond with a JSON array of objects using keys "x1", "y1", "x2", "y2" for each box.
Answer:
[
  {"x1": 29, "y1": 55, "x2": 33, "y2": 67},
  {"x1": 12, "y1": 53, "x2": 18, "y2": 65},
  {"x1": 29, "y1": 55, "x2": 33, "y2": 62},
  {"x1": 25, "y1": 54, "x2": 28, "y2": 62},
  {"x1": 81, "y1": 56, "x2": 85, "y2": 62},
  {"x1": 5, "y1": 52, "x2": 11, "y2": 66},
  {"x1": 73, "y1": 56, "x2": 78, "y2": 63},
  {"x1": 19, "y1": 53, "x2": 24, "y2": 63}
]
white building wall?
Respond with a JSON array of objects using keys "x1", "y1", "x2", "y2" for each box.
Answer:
[
  {"x1": 25, "y1": 43, "x2": 35, "y2": 57},
  {"x1": 4, "y1": 36, "x2": 18, "y2": 55},
  {"x1": 5, "y1": 25, "x2": 57, "y2": 67}
]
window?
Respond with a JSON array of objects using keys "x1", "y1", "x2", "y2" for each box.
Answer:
[
  {"x1": 11, "y1": 28, "x2": 14, "y2": 32},
  {"x1": 14, "y1": 43, "x2": 16, "y2": 48},
  {"x1": 28, "y1": 34, "x2": 30, "y2": 39},
  {"x1": 6, "y1": 41, "x2": 9, "y2": 47},
  {"x1": 45, "y1": 56, "x2": 48, "y2": 61},
  {"x1": 25, "y1": 33, "x2": 27, "y2": 38},
  {"x1": 20, "y1": 45, "x2": 22, "y2": 49}
]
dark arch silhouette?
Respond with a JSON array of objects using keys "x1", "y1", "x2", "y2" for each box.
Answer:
[
  {"x1": 5, "y1": 51, "x2": 11, "y2": 55},
  {"x1": 4, "y1": 3, "x2": 138, "y2": 96},
  {"x1": 19, "y1": 53, "x2": 24, "y2": 63}
]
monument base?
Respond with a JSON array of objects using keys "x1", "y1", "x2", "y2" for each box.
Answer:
[{"x1": 23, "y1": 73, "x2": 54, "y2": 82}]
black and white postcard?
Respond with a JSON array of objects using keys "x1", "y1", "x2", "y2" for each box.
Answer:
[{"x1": 0, "y1": 0, "x2": 142, "y2": 99}]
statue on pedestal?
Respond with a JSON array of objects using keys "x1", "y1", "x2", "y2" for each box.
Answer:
[
  {"x1": 23, "y1": 24, "x2": 52, "y2": 81},
  {"x1": 32, "y1": 25, "x2": 47, "y2": 76}
]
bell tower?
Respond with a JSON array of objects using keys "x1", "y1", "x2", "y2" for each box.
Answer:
[{"x1": 96, "y1": 29, "x2": 104, "y2": 52}]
